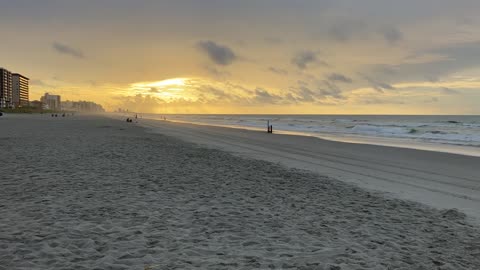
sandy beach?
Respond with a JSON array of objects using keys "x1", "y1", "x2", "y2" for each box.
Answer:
[
  {"x1": 138, "y1": 118, "x2": 480, "y2": 223},
  {"x1": 1, "y1": 114, "x2": 480, "y2": 269}
]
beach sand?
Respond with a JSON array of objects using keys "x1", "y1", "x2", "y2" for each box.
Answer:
[
  {"x1": 138, "y1": 118, "x2": 480, "y2": 223},
  {"x1": 1, "y1": 114, "x2": 479, "y2": 269}
]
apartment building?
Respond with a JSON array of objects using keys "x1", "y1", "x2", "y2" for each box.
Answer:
[
  {"x1": 12, "y1": 73, "x2": 29, "y2": 107},
  {"x1": 0, "y1": 68, "x2": 13, "y2": 108}
]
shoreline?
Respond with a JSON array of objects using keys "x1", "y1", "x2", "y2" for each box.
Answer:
[{"x1": 134, "y1": 115, "x2": 480, "y2": 157}]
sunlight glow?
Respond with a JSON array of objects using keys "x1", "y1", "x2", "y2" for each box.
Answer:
[{"x1": 129, "y1": 78, "x2": 190, "y2": 100}]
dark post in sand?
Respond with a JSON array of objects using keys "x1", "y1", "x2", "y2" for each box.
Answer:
[{"x1": 267, "y1": 120, "x2": 273, "y2": 133}]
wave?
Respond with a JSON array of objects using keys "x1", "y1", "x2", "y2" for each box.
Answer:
[{"x1": 142, "y1": 114, "x2": 480, "y2": 148}]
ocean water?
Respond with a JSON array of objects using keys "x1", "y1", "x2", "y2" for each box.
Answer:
[{"x1": 142, "y1": 114, "x2": 480, "y2": 156}]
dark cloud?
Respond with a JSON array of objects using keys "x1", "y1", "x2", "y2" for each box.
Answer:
[
  {"x1": 362, "y1": 75, "x2": 395, "y2": 92},
  {"x1": 320, "y1": 81, "x2": 345, "y2": 99},
  {"x1": 149, "y1": 87, "x2": 159, "y2": 93},
  {"x1": 253, "y1": 88, "x2": 282, "y2": 104},
  {"x1": 197, "y1": 40, "x2": 236, "y2": 66},
  {"x1": 52, "y1": 42, "x2": 84, "y2": 59},
  {"x1": 328, "y1": 19, "x2": 367, "y2": 42},
  {"x1": 375, "y1": 82, "x2": 395, "y2": 90},
  {"x1": 441, "y1": 87, "x2": 460, "y2": 95},
  {"x1": 204, "y1": 87, "x2": 230, "y2": 99},
  {"x1": 291, "y1": 50, "x2": 318, "y2": 69},
  {"x1": 197, "y1": 86, "x2": 238, "y2": 103},
  {"x1": 284, "y1": 79, "x2": 346, "y2": 104},
  {"x1": 380, "y1": 26, "x2": 404, "y2": 45},
  {"x1": 328, "y1": 73, "x2": 353, "y2": 83},
  {"x1": 362, "y1": 97, "x2": 405, "y2": 105},
  {"x1": 268, "y1": 67, "x2": 288, "y2": 75},
  {"x1": 296, "y1": 87, "x2": 317, "y2": 102}
]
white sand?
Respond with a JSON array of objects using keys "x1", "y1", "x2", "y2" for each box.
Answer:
[{"x1": 1, "y1": 114, "x2": 479, "y2": 269}]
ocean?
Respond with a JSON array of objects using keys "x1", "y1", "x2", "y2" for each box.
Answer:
[{"x1": 141, "y1": 114, "x2": 480, "y2": 156}]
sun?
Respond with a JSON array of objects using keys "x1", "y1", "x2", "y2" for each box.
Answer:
[{"x1": 129, "y1": 78, "x2": 189, "y2": 100}]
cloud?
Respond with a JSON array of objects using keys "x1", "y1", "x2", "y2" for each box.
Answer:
[
  {"x1": 362, "y1": 75, "x2": 395, "y2": 92},
  {"x1": 423, "y1": 97, "x2": 439, "y2": 103},
  {"x1": 198, "y1": 86, "x2": 241, "y2": 104},
  {"x1": 362, "y1": 97, "x2": 405, "y2": 105},
  {"x1": 375, "y1": 82, "x2": 395, "y2": 91},
  {"x1": 441, "y1": 87, "x2": 460, "y2": 95},
  {"x1": 328, "y1": 73, "x2": 353, "y2": 83},
  {"x1": 115, "y1": 94, "x2": 165, "y2": 113},
  {"x1": 203, "y1": 65, "x2": 230, "y2": 78},
  {"x1": 52, "y1": 42, "x2": 85, "y2": 59},
  {"x1": 264, "y1": 37, "x2": 284, "y2": 44},
  {"x1": 320, "y1": 81, "x2": 345, "y2": 99},
  {"x1": 149, "y1": 87, "x2": 159, "y2": 93},
  {"x1": 252, "y1": 88, "x2": 282, "y2": 104},
  {"x1": 291, "y1": 50, "x2": 319, "y2": 69},
  {"x1": 380, "y1": 26, "x2": 404, "y2": 45},
  {"x1": 268, "y1": 67, "x2": 288, "y2": 75},
  {"x1": 328, "y1": 19, "x2": 367, "y2": 42},
  {"x1": 376, "y1": 41, "x2": 480, "y2": 85},
  {"x1": 295, "y1": 87, "x2": 316, "y2": 102},
  {"x1": 196, "y1": 40, "x2": 236, "y2": 66},
  {"x1": 30, "y1": 79, "x2": 54, "y2": 87}
]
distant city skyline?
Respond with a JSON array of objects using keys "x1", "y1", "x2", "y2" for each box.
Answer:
[{"x1": 1, "y1": 1, "x2": 480, "y2": 114}]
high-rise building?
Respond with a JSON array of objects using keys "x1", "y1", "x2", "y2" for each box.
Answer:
[
  {"x1": 0, "y1": 68, "x2": 13, "y2": 108},
  {"x1": 40, "y1": 93, "x2": 61, "y2": 111},
  {"x1": 12, "y1": 73, "x2": 29, "y2": 108}
]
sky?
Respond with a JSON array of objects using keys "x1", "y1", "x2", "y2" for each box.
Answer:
[{"x1": 1, "y1": 0, "x2": 480, "y2": 114}]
